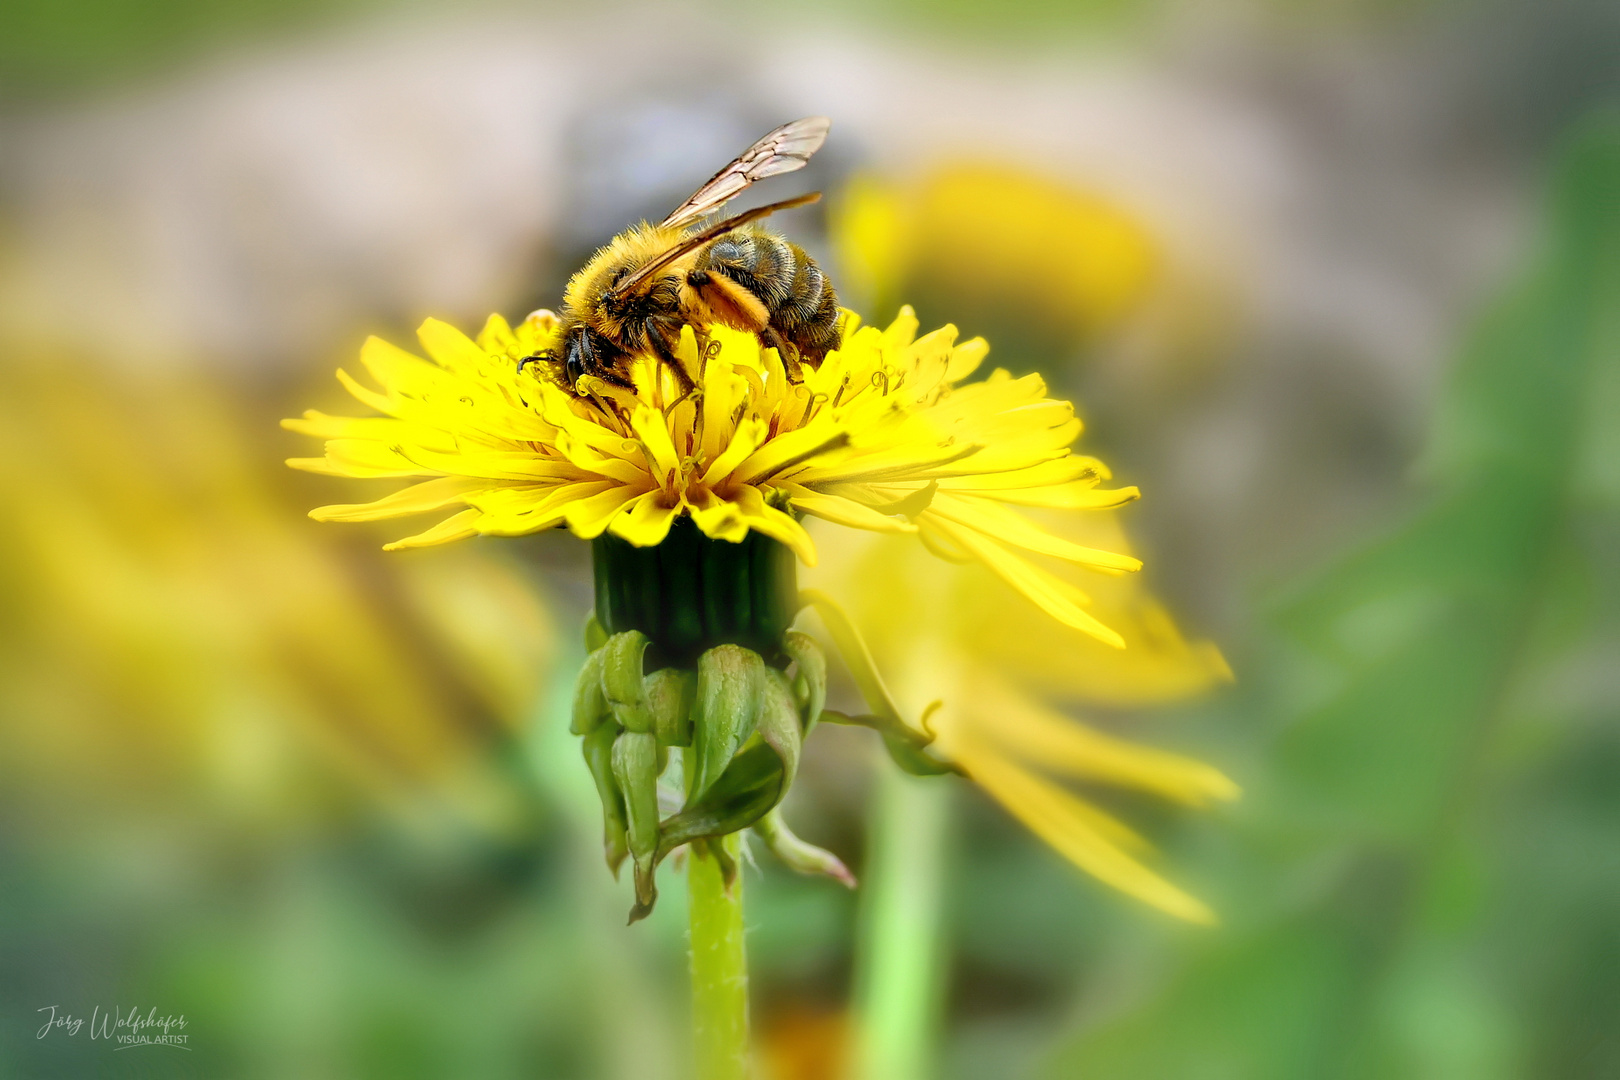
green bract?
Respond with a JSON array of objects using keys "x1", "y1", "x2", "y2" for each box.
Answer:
[
  {"x1": 575, "y1": 523, "x2": 956, "y2": 921},
  {"x1": 574, "y1": 623, "x2": 836, "y2": 921}
]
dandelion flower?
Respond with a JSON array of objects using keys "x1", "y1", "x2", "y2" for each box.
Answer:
[
  {"x1": 286, "y1": 305, "x2": 1174, "y2": 921},
  {"x1": 285, "y1": 306, "x2": 1142, "y2": 648}
]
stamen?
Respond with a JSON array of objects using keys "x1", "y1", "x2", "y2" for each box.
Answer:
[
  {"x1": 582, "y1": 379, "x2": 617, "y2": 419},
  {"x1": 701, "y1": 337, "x2": 723, "y2": 384}
]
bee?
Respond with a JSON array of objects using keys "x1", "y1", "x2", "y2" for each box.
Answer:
[{"x1": 527, "y1": 117, "x2": 840, "y2": 394}]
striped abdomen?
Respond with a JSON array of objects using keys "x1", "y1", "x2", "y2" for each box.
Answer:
[{"x1": 689, "y1": 225, "x2": 841, "y2": 364}]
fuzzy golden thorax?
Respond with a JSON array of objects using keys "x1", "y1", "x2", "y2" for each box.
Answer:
[{"x1": 561, "y1": 223, "x2": 691, "y2": 337}]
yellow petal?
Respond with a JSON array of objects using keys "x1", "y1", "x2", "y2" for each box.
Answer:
[
  {"x1": 951, "y1": 730, "x2": 1218, "y2": 924},
  {"x1": 311, "y1": 475, "x2": 498, "y2": 522},
  {"x1": 927, "y1": 494, "x2": 1141, "y2": 573},
  {"x1": 929, "y1": 456, "x2": 1105, "y2": 492},
  {"x1": 882, "y1": 305, "x2": 920, "y2": 350},
  {"x1": 985, "y1": 483, "x2": 1140, "y2": 510},
  {"x1": 563, "y1": 484, "x2": 648, "y2": 539},
  {"x1": 336, "y1": 366, "x2": 395, "y2": 416},
  {"x1": 319, "y1": 438, "x2": 438, "y2": 478},
  {"x1": 286, "y1": 455, "x2": 424, "y2": 480},
  {"x1": 700, "y1": 369, "x2": 748, "y2": 463},
  {"x1": 281, "y1": 411, "x2": 456, "y2": 451},
  {"x1": 702, "y1": 417, "x2": 768, "y2": 488},
  {"x1": 477, "y1": 312, "x2": 517, "y2": 354},
  {"x1": 610, "y1": 493, "x2": 680, "y2": 547},
  {"x1": 473, "y1": 479, "x2": 616, "y2": 533},
  {"x1": 780, "y1": 483, "x2": 917, "y2": 534},
  {"x1": 925, "y1": 517, "x2": 1124, "y2": 647},
  {"x1": 968, "y1": 677, "x2": 1239, "y2": 805},
  {"x1": 357, "y1": 336, "x2": 446, "y2": 397},
  {"x1": 631, "y1": 404, "x2": 682, "y2": 481},
  {"x1": 541, "y1": 385, "x2": 643, "y2": 460},
  {"x1": 945, "y1": 336, "x2": 989, "y2": 382},
  {"x1": 417, "y1": 318, "x2": 490, "y2": 375},
  {"x1": 672, "y1": 324, "x2": 703, "y2": 388},
  {"x1": 790, "y1": 439, "x2": 981, "y2": 488},
  {"x1": 383, "y1": 508, "x2": 485, "y2": 550},
  {"x1": 731, "y1": 486, "x2": 817, "y2": 565},
  {"x1": 733, "y1": 422, "x2": 851, "y2": 487},
  {"x1": 917, "y1": 519, "x2": 974, "y2": 563},
  {"x1": 394, "y1": 448, "x2": 588, "y2": 483},
  {"x1": 684, "y1": 487, "x2": 746, "y2": 542},
  {"x1": 553, "y1": 437, "x2": 647, "y2": 487}
]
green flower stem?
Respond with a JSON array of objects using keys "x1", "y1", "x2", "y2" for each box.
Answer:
[
  {"x1": 688, "y1": 834, "x2": 749, "y2": 1080},
  {"x1": 853, "y1": 765, "x2": 951, "y2": 1080}
]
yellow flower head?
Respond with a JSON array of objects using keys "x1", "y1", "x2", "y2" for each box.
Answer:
[{"x1": 285, "y1": 306, "x2": 1144, "y2": 647}]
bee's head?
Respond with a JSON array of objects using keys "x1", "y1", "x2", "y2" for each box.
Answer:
[{"x1": 558, "y1": 320, "x2": 633, "y2": 395}]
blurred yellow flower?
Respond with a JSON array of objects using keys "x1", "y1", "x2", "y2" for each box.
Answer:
[
  {"x1": 0, "y1": 364, "x2": 550, "y2": 833},
  {"x1": 812, "y1": 514, "x2": 1235, "y2": 923},
  {"x1": 286, "y1": 308, "x2": 1144, "y2": 646},
  {"x1": 834, "y1": 166, "x2": 1158, "y2": 336}
]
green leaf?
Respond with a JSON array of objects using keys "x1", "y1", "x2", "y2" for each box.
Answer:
[{"x1": 1046, "y1": 118, "x2": 1620, "y2": 1080}]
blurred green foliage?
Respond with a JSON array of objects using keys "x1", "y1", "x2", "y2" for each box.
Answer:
[
  {"x1": 3, "y1": 0, "x2": 1434, "y2": 102},
  {"x1": 1046, "y1": 116, "x2": 1620, "y2": 1080},
  {"x1": 0, "y1": 0, "x2": 1158, "y2": 99},
  {"x1": 0, "y1": 0, "x2": 379, "y2": 98}
]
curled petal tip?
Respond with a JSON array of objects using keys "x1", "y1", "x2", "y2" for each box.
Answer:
[{"x1": 828, "y1": 860, "x2": 858, "y2": 890}]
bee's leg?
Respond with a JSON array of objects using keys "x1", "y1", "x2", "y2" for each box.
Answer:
[
  {"x1": 645, "y1": 318, "x2": 696, "y2": 395},
  {"x1": 759, "y1": 327, "x2": 804, "y2": 383},
  {"x1": 687, "y1": 265, "x2": 804, "y2": 383}
]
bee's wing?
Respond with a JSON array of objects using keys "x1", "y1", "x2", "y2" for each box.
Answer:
[
  {"x1": 611, "y1": 193, "x2": 821, "y2": 299},
  {"x1": 660, "y1": 117, "x2": 830, "y2": 230}
]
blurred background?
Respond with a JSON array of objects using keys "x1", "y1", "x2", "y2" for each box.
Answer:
[{"x1": 1, "y1": 0, "x2": 1616, "y2": 1077}]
